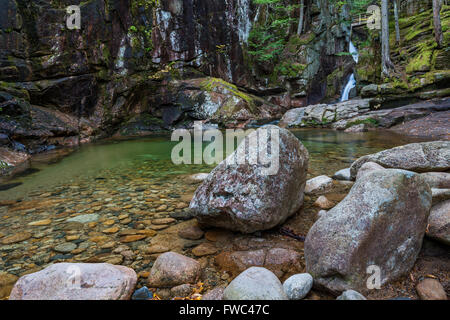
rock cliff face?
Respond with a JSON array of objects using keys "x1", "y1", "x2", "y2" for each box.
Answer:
[{"x1": 0, "y1": 0, "x2": 350, "y2": 163}]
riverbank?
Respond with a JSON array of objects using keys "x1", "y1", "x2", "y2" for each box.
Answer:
[{"x1": 0, "y1": 129, "x2": 448, "y2": 300}]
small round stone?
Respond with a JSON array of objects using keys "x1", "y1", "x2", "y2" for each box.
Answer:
[{"x1": 282, "y1": 273, "x2": 313, "y2": 300}]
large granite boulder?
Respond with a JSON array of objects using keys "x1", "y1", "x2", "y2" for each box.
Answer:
[
  {"x1": 190, "y1": 125, "x2": 309, "y2": 233},
  {"x1": 426, "y1": 200, "x2": 450, "y2": 245},
  {"x1": 9, "y1": 263, "x2": 137, "y2": 300},
  {"x1": 223, "y1": 267, "x2": 288, "y2": 300},
  {"x1": 305, "y1": 169, "x2": 432, "y2": 293},
  {"x1": 350, "y1": 141, "x2": 450, "y2": 179}
]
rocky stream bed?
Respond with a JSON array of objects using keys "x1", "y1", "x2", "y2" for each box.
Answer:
[{"x1": 0, "y1": 127, "x2": 448, "y2": 301}]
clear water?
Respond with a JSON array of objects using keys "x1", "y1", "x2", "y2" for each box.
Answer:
[{"x1": 0, "y1": 129, "x2": 427, "y2": 202}]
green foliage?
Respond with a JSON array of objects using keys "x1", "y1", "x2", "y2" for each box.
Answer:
[{"x1": 247, "y1": 0, "x2": 295, "y2": 64}]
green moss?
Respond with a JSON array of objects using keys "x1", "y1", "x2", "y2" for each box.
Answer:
[
  {"x1": 201, "y1": 78, "x2": 254, "y2": 105},
  {"x1": 345, "y1": 118, "x2": 379, "y2": 129},
  {"x1": 406, "y1": 41, "x2": 436, "y2": 73}
]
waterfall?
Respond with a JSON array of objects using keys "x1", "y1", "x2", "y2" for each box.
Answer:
[{"x1": 340, "y1": 41, "x2": 359, "y2": 102}]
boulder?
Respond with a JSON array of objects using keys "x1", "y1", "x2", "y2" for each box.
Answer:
[
  {"x1": 355, "y1": 161, "x2": 385, "y2": 180},
  {"x1": 337, "y1": 290, "x2": 367, "y2": 300},
  {"x1": 426, "y1": 200, "x2": 450, "y2": 245},
  {"x1": 350, "y1": 141, "x2": 450, "y2": 179},
  {"x1": 190, "y1": 125, "x2": 309, "y2": 233},
  {"x1": 282, "y1": 273, "x2": 313, "y2": 300},
  {"x1": 223, "y1": 267, "x2": 288, "y2": 300},
  {"x1": 9, "y1": 263, "x2": 137, "y2": 300},
  {"x1": 148, "y1": 252, "x2": 201, "y2": 288},
  {"x1": 420, "y1": 172, "x2": 450, "y2": 189},
  {"x1": 432, "y1": 188, "x2": 450, "y2": 205},
  {"x1": 416, "y1": 278, "x2": 447, "y2": 300},
  {"x1": 305, "y1": 175, "x2": 334, "y2": 195},
  {"x1": 278, "y1": 108, "x2": 305, "y2": 128},
  {"x1": 305, "y1": 169, "x2": 432, "y2": 293}
]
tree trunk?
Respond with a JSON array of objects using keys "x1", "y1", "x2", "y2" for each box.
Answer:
[
  {"x1": 297, "y1": 0, "x2": 305, "y2": 35},
  {"x1": 394, "y1": 0, "x2": 401, "y2": 44},
  {"x1": 381, "y1": 0, "x2": 394, "y2": 77},
  {"x1": 433, "y1": 0, "x2": 444, "y2": 48}
]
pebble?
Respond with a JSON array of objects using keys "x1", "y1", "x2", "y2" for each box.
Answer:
[
  {"x1": 53, "y1": 243, "x2": 77, "y2": 253},
  {"x1": 1, "y1": 232, "x2": 32, "y2": 245},
  {"x1": 146, "y1": 245, "x2": 170, "y2": 254},
  {"x1": 103, "y1": 227, "x2": 119, "y2": 234},
  {"x1": 178, "y1": 225, "x2": 204, "y2": 240},
  {"x1": 28, "y1": 219, "x2": 52, "y2": 226},
  {"x1": 416, "y1": 278, "x2": 447, "y2": 300},
  {"x1": 314, "y1": 196, "x2": 334, "y2": 209},
  {"x1": 132, "y1": 286, "x2": 153, "y2": 300},
  {"x1": 120, "y1": 235, "x2": 147, "y2": 243},
  {"x1": 192, "y1": 243, "x2": 218, "y2": 257}
]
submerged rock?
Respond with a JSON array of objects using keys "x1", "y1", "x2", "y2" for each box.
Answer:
[
  {"x1": 223, "y1": 267, "x2": 287, "y2": 300},
  {"x1": 350, "y1": 141, "x2": 450, "y2": 179},
  {"x1": 190, "y1": 125, "x2": 309, "y2": 233},
  {"x1": 426, "y1": 200, "x2": 450, "y2": 245},
  {"x1": 0, "y1": 272, "x2": 18, "y2": 299},
  {"x1": 9, "y1": 263, "x2": 137, "y2": 300},
  {"x1": 148, "y1": 252, "x2": 201, "y2": 288},
  {"x1": 305, "y1": 169, "x2": 432, "y2": 293}
]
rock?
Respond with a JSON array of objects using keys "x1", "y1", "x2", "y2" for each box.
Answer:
[
  {"x1": 178, "y1": 225, "x2": 204, "y2": 240},
  {"x1": 336, "y1": 290, "x2": 367, "y2": 300},
  {"x1": 278, "y1": 108, "x2": 305, "y2": 128},
  {"x1": 344, "y1": 124, "x2": 368, "y2": 133},
  {"x1": 202, "y1": 287, "x2": 224, "y2": 300},
  {"x1": 146, "y1": 245, "x2": 170, "y2": 254},
  {"x1": 148, "y1": 252, "x2": 201, "y2": 288},
  {"x1": 313, "y1": 196, "x2": 334, "y2": 209},
  {"x1": 188, "y1": 173, "x2": 209, "y2": 182},
  {"x1": 426, "y1": 200, "x2": 450, "y2": 245},
  {"x1": 53, "y1": 243, "x2": 77, "y2": 254},
  {"x1": 190, "y1": 125, "x2": 309, "y2": 233},
  {"x1": 192, "y1": 243, "x2": 218, "y2": 257},
  {"x1": 282, "y1": 273, "x2": 313, "y2": 300},
  {"x1": 9, "y1": 263, "x2": 137, "y2": 300},
  {"x1": 416, "y1": 278, "x2": 447, "y2": 300},
  {"x1": 333, "y1": 168, "x2": 351, "y2": 181},
  {"x1": 305, "y1": 169, "x2": 432, "y2": 293},
  {"x1": 152, "y1": 218, "x2": 176, "y2": 225},
  {"x1": 420, "y1": 172, "x2": 450, "y2": 189},
  {"x1": 305, "y1": 175, "x2": 334, "y2": 195},
  {"x1": 350, "y1": 141, "x2": 450, "y2": 179},
  {"x1": 317, "y1": 210, "x2": 328, "y2": 219},
  {"x1": 215, "y1": 248, "x2": 302, "y2": 280},
  {"x1": 120, "y1": 235, "x2": 147, "y2": 243},
  {"x1": 1, "y1": 232, "x2": 32, "y2": 245},
  {"x1": 66, "y1": 214, "x2": 99, "y2": 224},
  {"x1": 28, "y1": 219, "x2": 52, "y2": 226},
  {"x1": 171, "y1": 284, "x2": 193, "y2": 297},
  {"x1": 132, "y1": 286, "x2": 153, "y2": 300},
  {"x1": 432, "y1": 188, "x2": 450, "y2": 205},
  {"x1": 355, "y1": 161, "x2": 385, "y2": 180},
  {"x1": 0, "y1": 272, "x2": 18, "y2": 299},
  {"x1": 223, "y1": 267, "x2": 288, "y2": 300}
]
